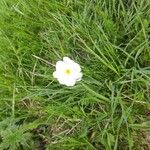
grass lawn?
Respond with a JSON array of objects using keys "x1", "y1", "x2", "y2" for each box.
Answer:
[{"x1": 0, "y1": 0, "x2": 150, "y2": 149}]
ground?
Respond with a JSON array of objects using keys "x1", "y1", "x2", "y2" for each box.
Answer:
[{"x1": 0, "y1": 0, "x2": 149, "y2": 150}]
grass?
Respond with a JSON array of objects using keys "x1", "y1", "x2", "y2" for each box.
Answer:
[{"x1": 0, "y1": 0, "x2": 149, "y2": 149}]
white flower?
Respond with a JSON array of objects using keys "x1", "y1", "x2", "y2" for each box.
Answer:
[{"x1": 53, "y1": 57, "x2": 83, "y2": 86}]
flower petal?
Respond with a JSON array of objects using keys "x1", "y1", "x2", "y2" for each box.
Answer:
[
  {"x1": 76, "y1": 72, "x2": 83, "y2": 81},
  {"x1": 72, "y1": 62, "x2": 81, "y2": 72},
  {"x1": 56, "y1": 61, "x2": 66, "y2": 71},
  {"x1": 66, "y1": 80, "x2": 76, "y2": 86},
  {"x1": 53, "y1": 71, "x2": 57, "y2": 78},
  {"x1": 57, "y1": 76, "x2": 76, "y2": 86},
  {"x1": 63, "y1": 57, "x2": 81, "y2": 72},
  {"x1": 63, "y1": 57, "x2": 72, "y2": 63}
]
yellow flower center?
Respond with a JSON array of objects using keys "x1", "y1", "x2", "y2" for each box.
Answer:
[{"x1": 65, "y1": 69, "x2": 71, "y2": 75}]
